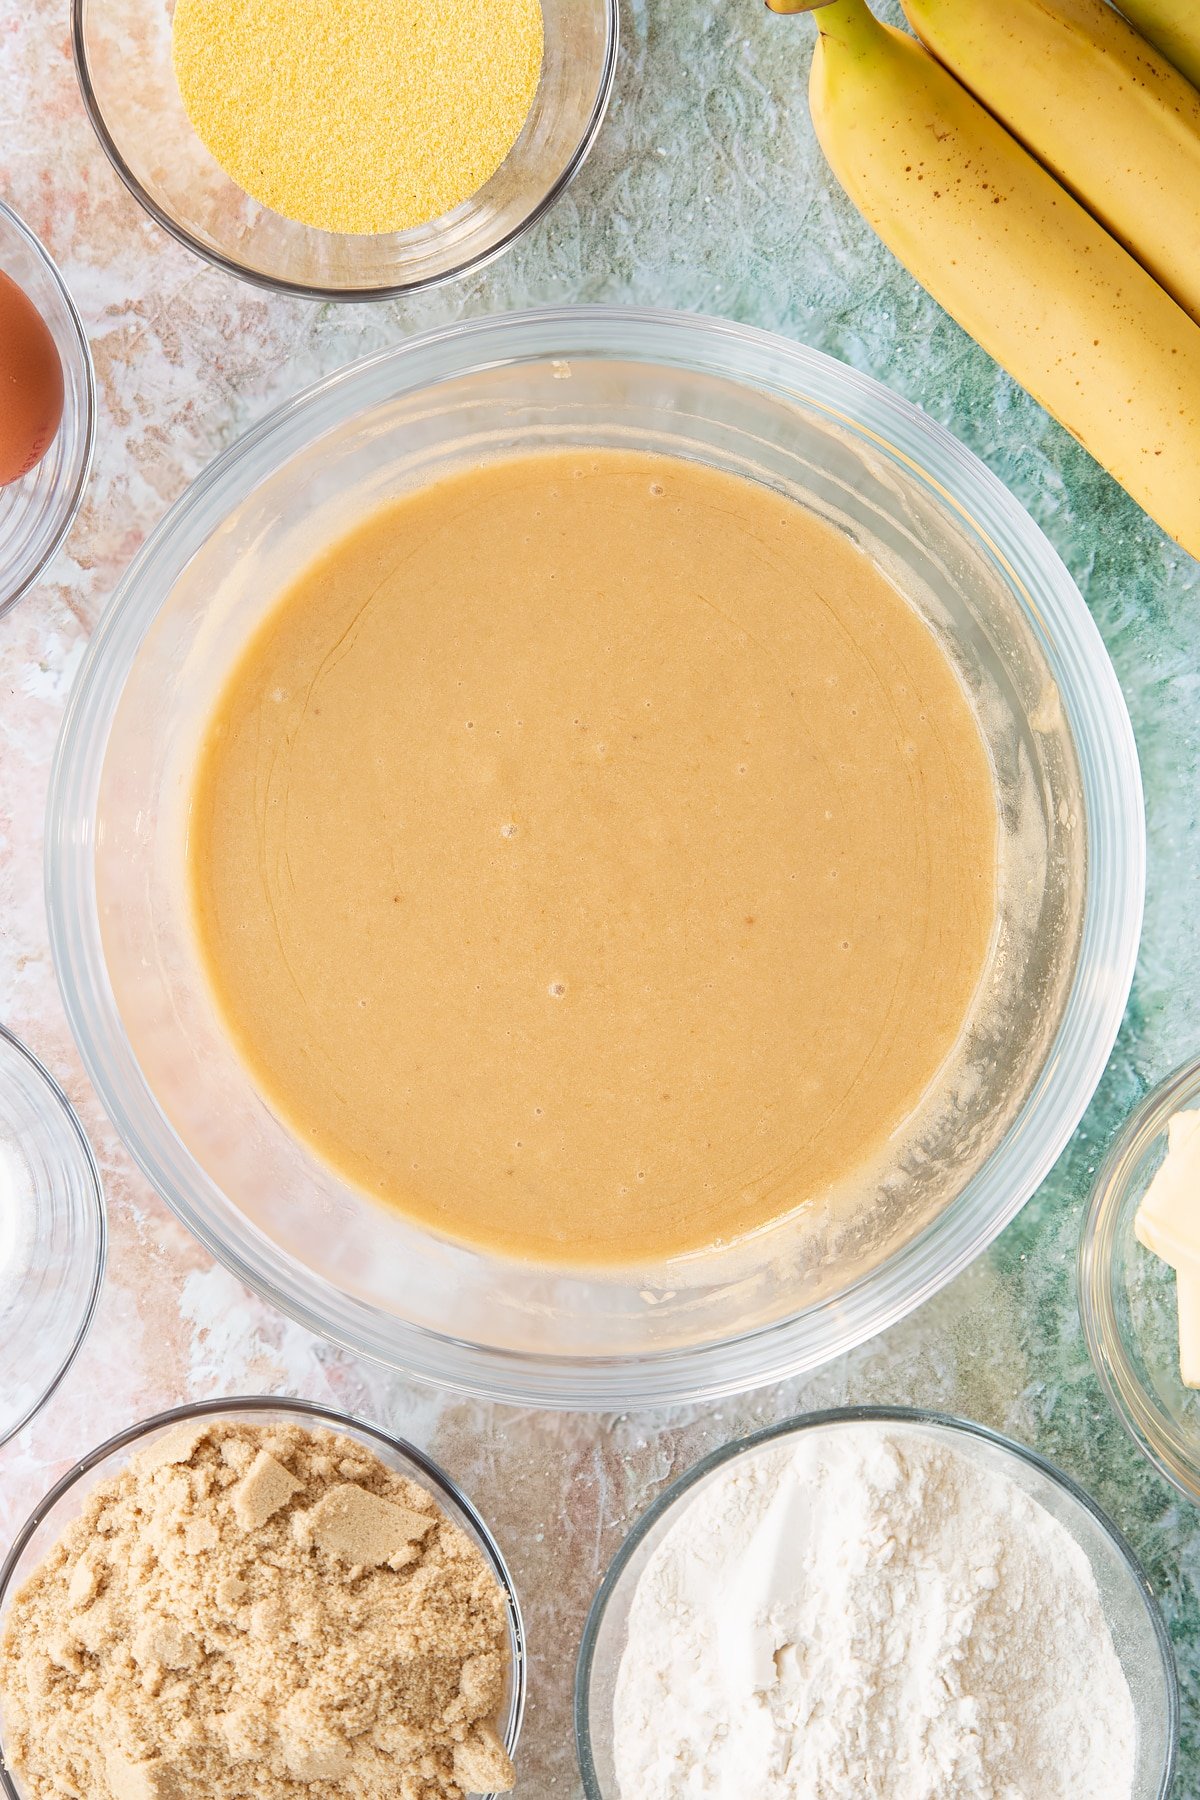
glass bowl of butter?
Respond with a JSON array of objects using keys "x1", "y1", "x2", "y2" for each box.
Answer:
[
  {"x1": 45, "y1": 308, "x2": 1145, "y2": 1409},
  {"x1": 1081, "y1": 1052, "x2": 1200, "y2": 1503}
]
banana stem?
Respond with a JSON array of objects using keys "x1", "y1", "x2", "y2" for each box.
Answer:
[{"x1": 765, "y1": 0, "x2": 880, "y2": 38}]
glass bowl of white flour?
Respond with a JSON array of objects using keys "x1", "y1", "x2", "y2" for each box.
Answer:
[{"x1": 576, "y1": 1407, "x2": 1177, "y2": 1800}]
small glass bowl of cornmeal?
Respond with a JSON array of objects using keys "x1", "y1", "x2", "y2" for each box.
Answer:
[
  {"x1": 72, "y1": 0, "x2": 617, "y2": 298},
  {"x1": 1082, "y1": 1052, "x2": 1200, "y2": 1504}
]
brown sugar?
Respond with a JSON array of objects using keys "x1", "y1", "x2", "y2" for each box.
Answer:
[
  {"x1": 171, "y1": 0, "x2": 545, "y2": 236},
  {"x1": 0, "y1": 1419, "x2": 516, "y2": 1799}
]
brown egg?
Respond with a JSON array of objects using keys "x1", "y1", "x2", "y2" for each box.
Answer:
[{"x1": 0, "y1": 269, "x2": 65, "y2": 487}]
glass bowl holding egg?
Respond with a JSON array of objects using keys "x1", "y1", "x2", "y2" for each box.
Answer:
[{"x1": 0, "y1": 203, "x2": 94, "y2": 617}]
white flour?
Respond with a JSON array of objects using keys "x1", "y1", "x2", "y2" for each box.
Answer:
[{"x1": 612, "y1": 1423, "x2": 1136, "y2": 1800}]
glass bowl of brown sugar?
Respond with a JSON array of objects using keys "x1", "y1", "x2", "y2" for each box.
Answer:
[
  {"x1": 0, "y1": 1398, "x2": 526, "y2": 1800},
  {"x1": 71, "y1": 0, "x2": 617, "y2": 300}
]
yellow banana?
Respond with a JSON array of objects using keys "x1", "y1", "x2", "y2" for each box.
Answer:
[
  {"x1": 1116, "y1": 0, "x2": 1200, "y2": 91},
  {"x1": 900, "y1": 0, "x2": 1200, "y2": 327},
  {"x1": 805, "y1": 0, "x2": 1200, "y2": 561}
]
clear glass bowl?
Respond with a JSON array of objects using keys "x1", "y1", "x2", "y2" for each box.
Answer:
[
  {"x1": 0, "y1": 1397, "x2": 526, "y2": 1800},
  {"x1": 1080, "y1": 1053, "x2": 1200, "y2": 1503},
  {"x1": 0, "y1": 1022, "x2": 106, "y2": 1447},
  {"x1": 72, "y1": 0, "x2": 617, "y2": 299},
  {"x1": 575, "y1": 1406, "x2": 1179, "y2": 1800},
  {"x1": 0, "y1": 203, "x2": 94, "y2": 617},
  {"x1": 45, "y1": 307, "x2": 1144, "y2": 1408}
]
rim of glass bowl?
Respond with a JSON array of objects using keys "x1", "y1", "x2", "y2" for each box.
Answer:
[
  {"x1": 0, "y1": 1021, "x2": 107, "y2": 1450},
  {"x1": 45, "y1": 306, "x2": 1145, "y2": 1409},
  {"x1": 1080, "y1": 1052, "x2": 1200, "y2": 1504},
  {"x1": 70, "y1": 0, "x2": 619, "y2": 302},
  {"x1": 573, "y1": 1404, "x2": 1180, "y2": 1800},
  {"x1": 0, "y1": 1396, "x2": 527, "y2": 1800},
  {"x1": 0, "y1": 202, "x2": 96, "y2": 620}
]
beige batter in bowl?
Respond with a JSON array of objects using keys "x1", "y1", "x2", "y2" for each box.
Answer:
[{"x1": 185, "y1": 446, "x2": 999, "y2": 1271}]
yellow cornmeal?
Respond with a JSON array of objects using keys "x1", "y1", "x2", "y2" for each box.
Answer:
[{"x1": 171, "y1": 0, "x2": 544, "y2": 235}]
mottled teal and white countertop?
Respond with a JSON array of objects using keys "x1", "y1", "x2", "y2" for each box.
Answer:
[{"x1": 3, "y1": 1, "x2": 1200, "y2": 1792}]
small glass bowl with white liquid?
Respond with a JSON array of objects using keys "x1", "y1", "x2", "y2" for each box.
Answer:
[{"x1": 0, "y1": 1023, "x2": 105, "y2": 1446}]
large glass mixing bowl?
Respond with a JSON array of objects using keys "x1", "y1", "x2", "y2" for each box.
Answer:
[{"x1": 45, "y1": 308, "x2": 1144, "y2": 1408}]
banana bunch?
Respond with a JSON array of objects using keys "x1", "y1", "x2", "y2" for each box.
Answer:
[{"x1": 777, "y1": 0, "x2": 1200, "y2": 560}]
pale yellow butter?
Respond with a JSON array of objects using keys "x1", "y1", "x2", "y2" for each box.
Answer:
[
  {"x1": 1134, "y1": 1107, "x2": 1200, "y2": 1386},
  {"x1": 1177, "y1": 1266, "x2": 1200, "y2": 1389}
]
